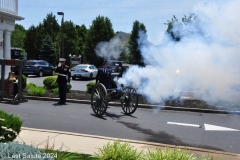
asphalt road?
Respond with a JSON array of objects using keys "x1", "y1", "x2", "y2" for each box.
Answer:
[
  {"x1": 26, "y1": 75, "x2": 95, "y2": 91},
  {"x1": 1, "y1": 100, "x2": 240, "y2": 154}
]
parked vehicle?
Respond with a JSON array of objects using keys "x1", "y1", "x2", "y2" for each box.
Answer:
[
  {"x1": 107, "y1": 60, "x2": 125, "y2": 73},
  {"x1": 22, "y1": 60, "x2": 55, "y2": 77},
  {"x1": 71, "y1": 64, "x2": 98, "y2": 80}
]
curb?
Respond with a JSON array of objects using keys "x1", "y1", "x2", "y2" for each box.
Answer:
[
  {"x1": 24, "y1": 96, "x2": 240, "y2": 115},
  {"x1": 21, "y1": 127, "x2": 240, "y2": 158}
]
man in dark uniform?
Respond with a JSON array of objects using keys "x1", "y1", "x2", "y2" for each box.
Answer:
[
  {"x1": 96, "y1": 61, "x2": 112, "y2": 89},
  {"x1": 55, "y1": 58, "x2": 71, "y2": 105}
]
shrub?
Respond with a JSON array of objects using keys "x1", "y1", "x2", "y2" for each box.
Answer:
[
  {"x1": 86, "y1": 82, "x2": 96, "y2": 94},
  {"x1": 0, "y1": 110, "x2": 23, "y2": 143},
  {"x1": 22, "y1": 74, "x2": 27, "y2": 89},
  {"x1": 43, "y1": 76, "x2": 57, "y2": 89},
  {"x1": 94, "y1": 140, "x2": 143, "y2": 160},
  {"x1": 27, "y1": 86, "x2": 46, "y2": 96},
  {"x1": 53, "y1": 88, "x2": 58, "y2": 94},
  {"x1": 67, "y1": 83, "x2": 72, "y2": 92},
  {"x1": 0, "y1": 142, "x2": 54, "y2": 160},
  {"x1": 50, "y1": 80, "x2": 58, "y2": 89},
  {"x1": 27, "y1": 82, "x2": 37, "y2": 89},
  {"x1": 144, "y1": 148, "x2": 216, "y2": 160}
]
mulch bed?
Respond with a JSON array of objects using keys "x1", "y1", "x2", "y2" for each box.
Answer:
[{"x1": 23, "y1": 90, "x2": 240, "y2": 111}]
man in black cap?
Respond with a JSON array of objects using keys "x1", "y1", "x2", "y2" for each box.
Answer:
[
  {"x1": 96, "y1": 61, "x2": 112, "y2": 89},
  {"x1": 55, "y1": 58, "x2": 71, "y2": 105}
]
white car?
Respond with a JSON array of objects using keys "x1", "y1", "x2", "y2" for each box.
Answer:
[{"x1": 71, "y1": 64, "x2": 98, "y2": 80}]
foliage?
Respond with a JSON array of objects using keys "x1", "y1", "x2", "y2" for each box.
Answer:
[
  {"x1": 128, "y1": 20, "x2": 147, "y2": 66},
  {"x1": 53, "y1": 88, "x2": 58, "y2": 94},
  {"x1": 22, "y1": 74, "x2": 27, "y2": 89},
  {"x1": 76, "y1": 24, "x2": 88, "y2": 58},
  {"x1": 27, "y1": 82, "x2": 37, "y2": 89},
  {"x1": 144, "y1": 148, "x2": 217, "y2": 160},
  {"x1": 43, "y1": 76, "x2": 57, "y2": 89},
  {"x1": 0, "y1": 110, "x2": 23, "y2": 143},
  {"x1": 0, "y1": 142, "x2": 54, "y2": 160},
  {"x1": 44, "y1": 139, "x2": 97, "y2": 160},
  {"x1": 11, "y1": 24, "x2": 26, "y2": 49},
  {"x1": 164, "y1": 13, "x2": 200, "y2": 41},
  {"x1": 95, "y1": 140, "x2": 143, "y2": 160},
  {"x1": 51, "y1": 79, "x2": 58, "y2": 90},
  {"x1": 39, "y1": 34, "x2": 56, "y2": 65},
  {"x1": 86, "y1": 82, "x2": 96, "y2": 93},
  {"x1": 84, "y1": 15, "x2": 115, "y2": 66},
  {"x1": 67, "y1": 83, "x2": 72, "y2": 92},
  {"x1": 27, "y1": 86, "x2": 46, "y2": 96}
]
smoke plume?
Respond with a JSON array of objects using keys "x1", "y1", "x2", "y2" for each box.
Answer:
[{"x1": 118, "y1": 0, "x2": 240, "y2": 105}]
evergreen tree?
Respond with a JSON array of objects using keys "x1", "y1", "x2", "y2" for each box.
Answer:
[
  {"x1": 84, "y1": 15, "x2": 114, "y2": 66},
  {"x1": 128, "y1": 20, "x2": 147, "y2": 66},
  {"x1": 39, "y1": 35, "x2": 56, "y2": 65},
  {"x1": 11, "y1": 24, "x2": 26, "y2": 48}
]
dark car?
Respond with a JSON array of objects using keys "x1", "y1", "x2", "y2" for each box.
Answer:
[
  {"x1": 22, "y1": 60, "x2": 55, "y2": 77},
  {"x1": 107, "y1": 60, "x2": 125, "y2": 73}
]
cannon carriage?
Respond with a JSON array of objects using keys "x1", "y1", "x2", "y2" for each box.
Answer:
[{"x1": 91, "y1": 64, "x2": 138, "y2": 116}]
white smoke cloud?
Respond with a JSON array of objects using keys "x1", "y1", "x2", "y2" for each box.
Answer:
[
  {"x1": 95, "y1": 38, "x2": 122, "y2": 60},
  {"x1": 118, "y1": 0, "x2": 240, "y2": 105}
]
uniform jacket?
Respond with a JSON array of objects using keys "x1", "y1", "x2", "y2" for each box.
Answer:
[
  {"x1": 96, "y1": 67, "x2": 112, "y2": 89},
  {"x1": 55, "y1": 65, "x2": 71, "y2": 83}
]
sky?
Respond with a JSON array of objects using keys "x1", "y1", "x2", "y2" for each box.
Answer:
[{"x1": 17, "y1": 0, "x2": 205, "y2": 45}]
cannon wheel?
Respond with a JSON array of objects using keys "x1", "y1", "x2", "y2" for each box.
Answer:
[
  {"x1": 91, "y1": 83, "x2": 108, "y2": 116},
  {"x1": 121, "y1": 87, "x2": 138, "y2": 115}
]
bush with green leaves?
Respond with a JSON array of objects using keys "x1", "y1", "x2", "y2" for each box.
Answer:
[
  {"x1": 43, "y1": 76, "x2": 57, "y2": 89},
  {"x1": 27, "y1": 82, "x2": 37, "y2": 89},
  {"x1": 53, "y1": 88, "x2": 58, "y2": 94},
  {"x1": 0, "y1": 110, "x2": 23, "y2": 143},
  {"x1": 0, "y1": 142, "x2": 54, "y2": 160},
  {"x1": 27, "y1": 86, "x2": 46, "y2": 96},
  {"x1": 94, "y1": 140, "x2": 143, "y2": 160},
  {"x1": 50, "y1": 80, "x2": 58, "y2": 89},
  {"x1": 86, "y1": 82, "x2": 96, "y2": 93},
  {"x1": 22, "y1": 74, "x2": 27, "y2": 89}
]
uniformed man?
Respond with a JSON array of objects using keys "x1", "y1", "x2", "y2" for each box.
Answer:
[
  {"x1": 55, "y1": 58, "x2": 71, "y2": 105},
  {"x1": 96, "y1": 61, "x2": 112, "y2": 89}
]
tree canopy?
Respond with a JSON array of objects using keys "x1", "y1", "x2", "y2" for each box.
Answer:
[
  {"x1": 84, "y1": 15, "x2": 115, "y2": 66},
  {"x1": 128, "y1": 20, "x2": 147, "y2": 66}
]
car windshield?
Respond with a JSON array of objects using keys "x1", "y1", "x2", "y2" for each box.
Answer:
[
  {"x1": 76, "y1": 65, "x2": 88, "y2": 69},
  {"x1": 25, "y1": 61, "x2": 37, "y2": 65}
]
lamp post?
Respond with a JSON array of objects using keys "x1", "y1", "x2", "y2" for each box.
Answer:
[
  {"x1": 57, "y1": 12, "x2": 64, "y2": 58},
  {"x1": 69, "y1": 54, "x2": 72, "y2": 68}
]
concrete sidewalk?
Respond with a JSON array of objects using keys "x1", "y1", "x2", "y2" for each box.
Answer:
[{"x1": 15, "y1": 127, "x2": 240, "y2": 160}]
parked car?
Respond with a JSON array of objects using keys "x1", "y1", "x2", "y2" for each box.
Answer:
[
  {"x1": 22, "y1": 60, "x2": 55, "y2": 77},
  {"x1": 71, "y1": 64, "x2": 98, "y2": 80},
  {"x1": 107, "y1": 60, "x2": 125, "y2": 73}
]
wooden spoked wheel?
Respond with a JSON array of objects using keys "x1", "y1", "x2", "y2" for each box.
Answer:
[
  {"x1": 121, "y1": 87, "x2": 138, "y2": 115},
  {"x1": 91, "y1": 83, "x2": 108, "y2": 116}
]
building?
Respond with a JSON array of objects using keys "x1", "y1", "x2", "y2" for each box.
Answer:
[{"x1": 0, "y1": 0, "x2": 24, "y2": 79}]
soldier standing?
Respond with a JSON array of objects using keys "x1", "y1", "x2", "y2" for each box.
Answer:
[
  {"x1": 55, "y1": 58, "x2": 71, "y2": 105},
  {"x1": 96, "y1": 61, "x2": 112, "y2": 89}
]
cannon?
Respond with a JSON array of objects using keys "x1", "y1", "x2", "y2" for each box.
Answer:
[{"x1": 91, "y1": 64, "x2": 138, "y2": 116}]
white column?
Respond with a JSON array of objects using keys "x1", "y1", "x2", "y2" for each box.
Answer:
[
  {"x1": 4, "y1": 30, "x2": 12, "y2": 79},
  {"x1": 0, "y1": 30, "x2": 3, "y2": 80},
  {"x1": 0, "y1": 30, "x2": 3, "y2": 59}
]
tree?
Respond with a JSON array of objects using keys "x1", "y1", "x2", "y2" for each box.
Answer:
[
  {"x1": 24, "y1": 24, "x2": 45, "y2": 60},
  {"x1": 128, "y1": 20, "x2": 147, "y2": 66},
  {"x1": 164, "y1": 13, "x2": 200, "y2": 41},
  {"x1": 42, "y1": 12, "x2": 60, "y2": 43},
  {"x1": 61, "y1": 20, "x2": 79, "y2": 61},
  {"x1": 76, "y1": 24, "x2": 88, "y2": 59},
  {"x1": 84, "y1": 15, "x2": 114, "y2": 66},
  {"x1": 39, "y1": 34, "x2": 56, "y2": 65},
  {"x1": 11, "y1": 24, "x2": 26, "y2": 48}
]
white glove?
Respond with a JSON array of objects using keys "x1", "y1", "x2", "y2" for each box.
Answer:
[{"x1": 58, "y1": 63, "x2": 61, "y2": 67}]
